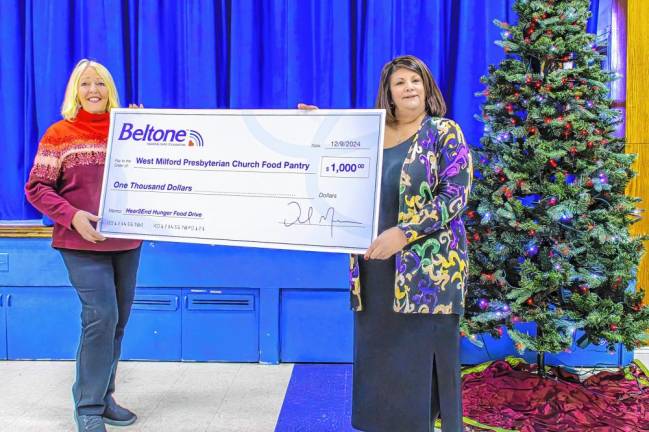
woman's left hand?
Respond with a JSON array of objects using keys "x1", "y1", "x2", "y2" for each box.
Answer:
[{"x1": 364, "y1": 226, "x2": 407, "y2": 260}]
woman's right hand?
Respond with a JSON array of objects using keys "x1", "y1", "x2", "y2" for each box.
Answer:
[
  {"x1": 72, "y1": 210, "x2": 106, "y2": 243},
  {"x1": 297, "y1": 103, "x2": 319, "y2": 110}
]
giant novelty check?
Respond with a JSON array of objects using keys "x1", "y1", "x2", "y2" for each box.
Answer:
[{"x1": 98, "y1": 109, "x2": 385, "y2": 253}]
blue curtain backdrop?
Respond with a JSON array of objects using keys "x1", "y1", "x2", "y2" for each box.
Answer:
[{"x1": 0, "y1": 0, "x2": 603, "y2": 220}]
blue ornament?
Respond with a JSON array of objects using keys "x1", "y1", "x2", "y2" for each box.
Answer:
[
  {"x1": 525, "y1": 241, "x2": 539, "y2": 257},
  {"x1": 565, "y1": 174, "x2": 576, "y2": 185},
  {"x1": 517, "y1": 194, "x2": 541, "y2": 209}
]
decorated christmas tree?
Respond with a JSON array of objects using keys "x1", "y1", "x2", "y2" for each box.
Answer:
[{"x1": 464, "y1": 0, "x2": 649, "y2": 363}]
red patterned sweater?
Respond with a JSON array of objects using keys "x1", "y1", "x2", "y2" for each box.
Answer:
[{"x1": 25, "y1": 109, "x2": 141, "y2": 252}]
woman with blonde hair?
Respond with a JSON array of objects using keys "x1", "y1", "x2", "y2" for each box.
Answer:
[{"x1": 26, "y1": 59, "x2": 142, "y2": 432}]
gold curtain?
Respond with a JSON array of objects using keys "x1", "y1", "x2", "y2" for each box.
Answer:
[{"x1": 626, "y1": 0, "x2": 649, "y2": 303}]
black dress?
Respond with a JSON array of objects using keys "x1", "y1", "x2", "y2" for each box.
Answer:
[{"x1": 352, "y1": 138, "x2": 463, "y2": 432}]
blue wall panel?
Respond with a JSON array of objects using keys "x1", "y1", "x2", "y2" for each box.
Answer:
[
  {"x1": 460, "y1": 328, "x2": 519, "y2": 365},
  {"x1": 121, "y1": 289, "x2": 182, "y2": 361},
  {"x1": 0, "y1": 239, "x2": 70, "y2": 287},
  {"x1": 461, "y1": 322, "x2": 632, "y2": 367},
  {"x1": 0, "y1": 292, "x2": 6, "y2": 359},
  {"x1": 280, "y1": 289, "x2": 353, "y2": 363},
  {"x1": 181, "y1": 288, "x2": 259, "y2": 362},
  {"x1": 5, "y1": 287, "x2": 80, "y2": 360},
  {"x1": 0, "y1": 239, "x2": 350, "y2": 289},
  {"x1": 0, "y1": 238, "x2": 636, "y2": 365},
  {"x1": 137, "y1": 242, "x2": 349, "y2": 289}
]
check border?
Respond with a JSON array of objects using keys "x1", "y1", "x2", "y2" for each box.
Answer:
[{"x1": 98, "y1": 109, "x2": 385, "y2": 254}]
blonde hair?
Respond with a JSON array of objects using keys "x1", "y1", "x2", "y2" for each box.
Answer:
[
  {"x1": 375, "y1": 55, "x2": 446, "y2": 124},
  {"x1": 61, "y1": 59, "x2": 120, "y2": 120}
]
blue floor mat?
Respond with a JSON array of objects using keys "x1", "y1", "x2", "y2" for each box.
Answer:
[{"x1": 275, "y1": 364, "x2": 361, "y2": 432}]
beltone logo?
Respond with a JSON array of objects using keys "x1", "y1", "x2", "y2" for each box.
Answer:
[{"x1": 117, "y1": 122, "x2": 203, "y2": 146}]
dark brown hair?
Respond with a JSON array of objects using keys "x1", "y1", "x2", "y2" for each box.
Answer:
[{"x1": 375, "y1": 55, "x2": 446, "y2": 124}]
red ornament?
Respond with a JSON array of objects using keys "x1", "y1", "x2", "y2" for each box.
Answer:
[
  {"x1": 506, "y1": 103, "x2": 514, "y2": 113},
  {"x1": 549, "y1": 159, "x2": 558, "y2": 168},
  {"x1": 467, "y1": 210, "x2": 476, "y2": 219},
  {"x1": 473, "y1": 233, "x2": 480, "y2": 241},
  {"x1": 544, "y1": 117, "x2": 552, "y2": 124},
  {"x1": 514, "y1": 92, "x2": 520, "y2": 98},
  {"x1": 610, "y1": 324, "x2": 618, "y2": 331},
  {"x1": 483, "y1": 89, "x2": 490, "y2": 96},
  {"x1": 548, "y1": 197, "x2": 558, "y2": 206},
  {"x1": 499, "y1": 175, "x2": 507, "y2": 183},
  {"x1": 510, "y1": 118, "x2": 517, "y2": 125},
  {"x1": 526, "y1": 298, "x2": 534, "y2": 306},
  {"x1": 497, "y1": 327, "x2": 504, "y2": 337},
  {"x1": 602, "y1": 139, "x2": 609, "y2": 145},
  {"x1": 504, "y1": 188, "x2": 513, "y2": 199},
  {"x1": 569, "y1": 146, "x2": 577, "y2": 155},
  {"x1": 587, "y1": 141, "x2": 594, "y2": 149},
  {"x1": 525, "y1": 75, "x2": 533, "y2": 84},
  {"x1": 529, "y1": 229, "x2": 536, "y2": 236},
  {"x1": 586, "y1": 179, "x2": 594, "y2": 187},
  {"x1": 528, "y1": 126, "x2": 537, "y2": 135}
]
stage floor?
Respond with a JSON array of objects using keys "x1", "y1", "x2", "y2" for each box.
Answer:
[{"x1": 1, "y1": 350, "x2": 648, "y2": 431}]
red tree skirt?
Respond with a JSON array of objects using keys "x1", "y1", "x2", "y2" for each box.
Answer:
[{"x1": 461, "y1": 358, "x2": 649, "y2": 431}]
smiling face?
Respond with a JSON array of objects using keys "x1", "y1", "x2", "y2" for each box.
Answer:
[
  {"x1": 77, "y1": 66, "x2": 109, "y2": 114},
  {"x1": 389, "y1": 68, "x2": 426, "y2": 119}
]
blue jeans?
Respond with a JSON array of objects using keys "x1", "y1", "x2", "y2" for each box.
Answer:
[{"x1": 60, "y1": 246, "x2": 141, "y2": 416}]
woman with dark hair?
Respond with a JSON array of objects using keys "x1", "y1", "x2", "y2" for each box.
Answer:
[
  {"x1": 353, "y1": 54, "x2": 472, "y2": 432},
  {"x1": 303, "y1": 54, "x2": 472, "y2": 431},
  {"x1": 25, "y1": 59, "x2": 142, "y2": 432}
]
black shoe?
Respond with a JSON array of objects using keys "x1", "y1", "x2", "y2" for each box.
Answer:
[
  {"x1": 102, "y1": 400, "x2": 137, "y2": 426},
  {"x1": 75, "y1": 414, "x2": 107, "y2": 432}
]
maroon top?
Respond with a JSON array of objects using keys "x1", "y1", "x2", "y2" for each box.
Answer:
[{"x1": 25, "y1": 109, "x2": 141, "y2": 252}]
